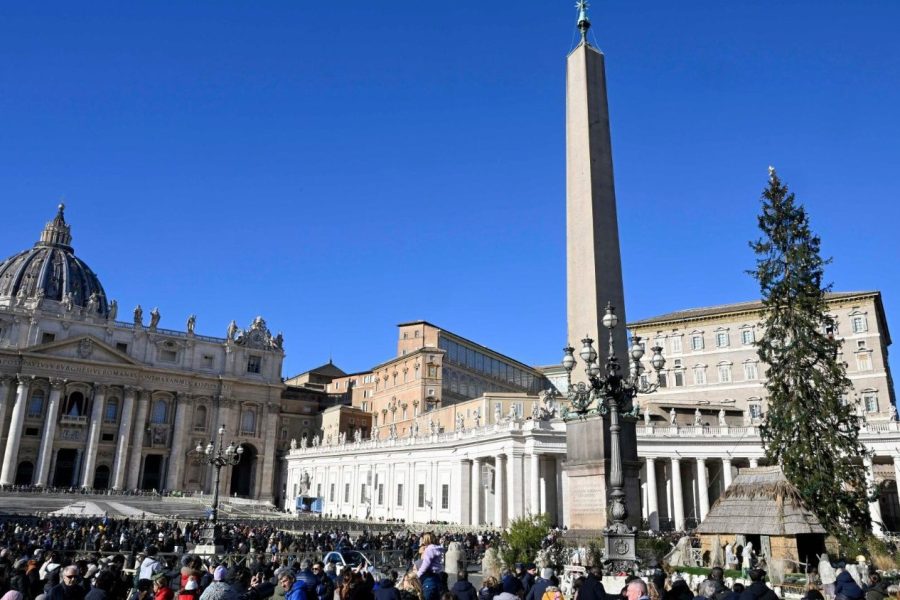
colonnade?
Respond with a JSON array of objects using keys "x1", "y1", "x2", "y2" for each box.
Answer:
[{"x1": 0, "y1": 374, "x2": 239, "y2": 492}]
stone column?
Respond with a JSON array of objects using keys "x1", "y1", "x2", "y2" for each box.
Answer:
[
  {"x1": 671, "y1": 457, "x2": 684, "y2": 531},
  {"x1": 0, "y1": 376, "x2": 33, "y2": 485},
  {"x1": 471, "y1": 457, "x2": 482, "y2": 526},
  {"x1": 864, "y1": 457, "x2": 884, "y2": 537},
  {"x1": 749, "y1": 457, "x2": 758, "y2": 468},
  {"x1": 165, "y1": 393, "x2": 190, "y2": 491},
  {"x1": 529, "y1": 452, "x2": 541, "y2": 515},
  {"x1": 0, "y1": 376, "x2": 14, "y2": 450},
  {"x1": 646, "y1": 457, "x2": 659, "y2": 531},
  {"x1": 111, "y1": 387, "x2": 138, "y2": 490},
  {"x1": 126, "y1": 390, "x2": 151, "y2": 490},
  {"x1": 722, "y1": 457, "x2": 733, "y2": 490},
  {"x1": 35, "y1": 378, "x2": 65, "y2": 486},
  {"x1": 696, "y1": 457, "x2": 710, "y2": 521},
  {"x1": 494, "y1": 455, "x2": 506, "y2": 527},
  {"x1": 81, "y1": 385, "x2": 107, "y2": 488},
  {"x1": 507, "y1": 452, "x2": 523, "y2": 521},
  {"x1": 458, "y1": 459, "x2": 471, "y2": 525}
]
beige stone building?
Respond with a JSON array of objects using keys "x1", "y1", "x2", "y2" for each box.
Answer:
[
  {"x1": 0, "y1": 206, "x2": 285, "y2": 500},
  {"x1": 628, "y1": 291, "x2": 895, "y2": 426},
  {"x1": 321, "y1": 321, "x2": 547, "y2": 441}
]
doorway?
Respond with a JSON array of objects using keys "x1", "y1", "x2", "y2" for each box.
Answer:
[
  {"x1": 52, "y1": 449, "x2": 78, "y2": 487},
  {"x1": 141, "y1": 455, "x2": 163, "y2": 490},
  {"x1": 230, "y1": 444, "x2": 257, "y2": 497}
]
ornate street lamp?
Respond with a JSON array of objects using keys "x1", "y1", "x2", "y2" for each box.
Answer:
[
  {"x1": 561, "y1": 302, "x2": 665, "y2": 570},
  {"x1": 193, "y1": 425, "x2": 243, "y2": 544}
]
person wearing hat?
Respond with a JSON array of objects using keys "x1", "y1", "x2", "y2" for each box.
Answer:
[
  {"x1": 199, "y1": 566, "x2": 237, "y2": 600},
  {"x1": 736, "y1": 569, "x2": 778, "y2": 600}
]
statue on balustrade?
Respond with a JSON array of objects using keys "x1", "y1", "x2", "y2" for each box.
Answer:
[
  {"x1": 718, "y1": 409, "x2": 726, "y2": 427},
  {"x1": 670, "y1": 407, "x2": 677, "y2": 425},
  {"x1": 149, "y1": 307, "x2": 161, "y2": 330},
  {"x1": 694, "y1": 408, "x2": 702, "y2": 426}
]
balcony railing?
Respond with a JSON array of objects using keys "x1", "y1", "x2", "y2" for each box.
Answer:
[{"x1": 60, "y1": 415, "x2": 89, "y2": 426}]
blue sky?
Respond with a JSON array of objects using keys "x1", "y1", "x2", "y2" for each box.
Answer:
[{"x1": 1, "y1": 2, "x2": 898, "y2": 384}]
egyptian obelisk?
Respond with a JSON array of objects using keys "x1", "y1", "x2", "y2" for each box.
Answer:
[{"x1": 563, "y1": 2, "x2": 641, "y2": 531}]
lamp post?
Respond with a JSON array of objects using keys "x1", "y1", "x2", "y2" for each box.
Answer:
[
  {"x1": 193, "y1": 425, "x2": 243, "y2": 544},
  {"x1": 561, "y1": 302, "x2": 665, "y2": 571}
]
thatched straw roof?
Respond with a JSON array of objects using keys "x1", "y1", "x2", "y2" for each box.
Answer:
[{"x1": 696, "y1": 466, "x2": 826, "y2": 536}]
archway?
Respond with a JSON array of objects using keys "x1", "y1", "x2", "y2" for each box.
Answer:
[
  {"x1": 52, "y1": 449, "x2": 78, "y2": 487},
  {"x1": 15, "y1": 461, "x2": 34, "y2": 486},
  {"x1": 230, "y1": 444, "x2": 257, "y2": 498},
  {"x1": 141, "y1": 455, "x2": 163, "y2": 490},
  {"x1": 93, "y1": 465, "x2": 111, "y2": 490}
]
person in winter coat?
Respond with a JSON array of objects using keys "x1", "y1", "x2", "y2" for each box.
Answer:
[
  {"x1": 153, "y1": 575, "x2": 174, "y2": 600},
  {"x1": 200, "y1": 567, "x2": 239, "y2": 600},
  {"x1": 279, "y1": 572, "x2": 306, "y2": 600},
  {"x1": 47, "y1": 567, "x2": 86, "y2": 600},
  {"x1": 663, "y1": 577, "x2": 692, "y2": 600},
  {"x1": 374, "y1": 574, "x2": 401, "y2": 600},
  {"x1": 85, "y1": 571, "x2": 115, "y2": 600},
  {"x1": 577, "y1": 569, "x2": 606, "y2": 600},
  {"x1": 737, "y1": 570, "x2": 779, "y2": 600},
  {"x1": 525, "y1": 570, "x2": 553, "y2": 600},
  {"x1": 835, "y1": 570, "x2": 864, "y2": 600},
  {"x1": 478, "y1": 578, "x2": 500, "y2": 600},
  {"x1": 450, "y1": 572, "x2": 477, "y2": 600},
  {"x1": 865, "y1": 574, "x2": 889, "y2": 600}
]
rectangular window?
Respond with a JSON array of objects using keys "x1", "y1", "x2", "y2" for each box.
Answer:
[
  {"x1": 857, "y1": 353, "x2": 872, "y2": 372},
  {"x1": 202, "y1": 355, "x2": 214, "y2": 368},
  {"x1": 397, "y1": 484, "x2": 404, "y2": 506},
  {"x1": 377, "y1": 484, "x2": 384, "y2": 505},
  {"x1": 344, "y1": 483, "x2": 350, "y2": 503},
  {"x1": 670, "y1": 336, "x2": 682, "y2": 354},
  {"x1": 863, "y1": 394, "x2": 878, "y2": 413},
  {"x1": 691, "y1": 335, "x2": 704, "y2": 351},
  {"x1": 658, "y1": 373, "x2": 667, "y2": 388},
  {"x1": 247, "y1": 355, "x2": 262, "y2": 373},
  {"x1": 329, "y1": 484, "x2": 335, "y2": 502},
  {"x1": 852, "y1": 316, "x2": 867, "y2": 333},
  {"x1": 417, "y1": 483, "x2": 425, "y2": 508},
  {"x1": 716, "y1": 332, "x2": 729, "y2": 348},
  {"x1": 718, "y1": 365, "x2": 732, "y2": 383},
  {"x1": 741, "y1": 330, "x2": 754, "y2": 345},
  {"x1": 743, "y1": 363, "x2": 758, "y2": 380},
  {"x1": 693, "y1": 367, "x2": 706, "y2": 385},
  {"x1": 116, "y1": 342, "x2": 128, "y2": 353},
  {"x1": 41, "y1": 332, "x2": 56, "y2": 344},
  {"x1": 674, "y1": 371, "x2": 684, "y2": 387},
  {"x1": 441, "y1": 484, "x2": 449, "y2": 510},
  {"x1": 160, "y1": 349, "x2": 177, "y2": 362},
  {"x1": 317, "y1": 484, "x2": 322, "y2": 498},
  {"x1": 749, "y1": 404, "x2": 762, "y2": 419},
  {"x1": 101, "y1": 432, "x2": 115, "y2": 442},
  {"x1": 360, "y1": 484, "x2": 366, "y2": 503},
  {"x1": 104, "y1": 402, "x2": 118, "y2": 423}
]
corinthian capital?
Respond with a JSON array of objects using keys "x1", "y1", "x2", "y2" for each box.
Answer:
[{"x1": 49, "y1": 378, "x2": 67, "y2": 390}]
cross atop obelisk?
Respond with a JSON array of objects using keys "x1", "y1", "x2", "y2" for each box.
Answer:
[{"x1": 566, "y1": 0, "x2": 628, "y2": 373}]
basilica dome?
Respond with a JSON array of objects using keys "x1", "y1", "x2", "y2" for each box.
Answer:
[{"x1": 0, "y1": 204, "x2": 109, "y2": 315}]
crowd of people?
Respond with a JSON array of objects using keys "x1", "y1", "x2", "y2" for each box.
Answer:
[{"x1": 0, "y1": 516, "x2": 896, "y2": 600}]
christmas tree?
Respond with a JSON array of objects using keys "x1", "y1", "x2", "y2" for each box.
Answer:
[{"x1": 749, "y1": 166, "x2": 871, "y2": 536}]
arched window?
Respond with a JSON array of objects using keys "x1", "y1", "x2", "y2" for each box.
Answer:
[
  {"x1": 104, "y1": 398, "x2": 119, "y2": 423},
  {"x1": 241, "y1": 409, "x2": 256, "y2": 435},
  {"x1": 151, "y1": 399, "x2": 168, "y2": 424},
  {"x1": 194, "y1": 405, "x2": 207, "y2": 431},
  {"x1": 27, "y1": 391, "x2": 45, "y2": 418}
]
